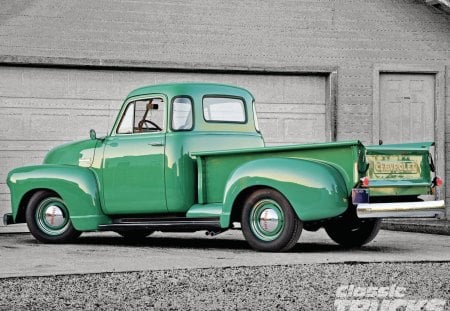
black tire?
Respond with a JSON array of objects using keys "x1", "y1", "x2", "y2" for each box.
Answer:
[
  {"x1": 116, "y1": 230, "x2": 154, "y2": 240},
  {"x1": 25, "y1": 190, "x2": 81, "y2": 243},
  {"x1": 325, "y1": 217, "x2": 381, "y2": 248},
  {"x1": 241, "y1": 188, "x2": 302, "y2": 252}
]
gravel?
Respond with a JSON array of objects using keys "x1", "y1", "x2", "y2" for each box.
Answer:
[{"x1": 0, "y1": 262, "x2": 449, "y2": 310}]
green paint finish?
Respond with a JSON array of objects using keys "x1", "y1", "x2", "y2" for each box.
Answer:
[
  {"x1": 44, "y1": 139, "x2": 98, "y2": 167},
  {"x1": 186, "y1": 203, "x2": 223, "y2": 218},
  {"x1": 100, "y1": 132, "x2": 167, "y2": 214},
  {"x1": 5, "y1": 83, "x2": 438, "y2": 236},
  {"x1": 365, "y1": 143, "x2": 433, "y2": 197},
  {"x1": 163, "y1": 131, "x2": 263, "y2": 213},
  {"x1": 117, "y1": 83, "x2": 259, "y2": 135},
  {"x1": 368, "y1": 186, "x2": 430, "y2": 196},
  {"x1": 194, "y1": 141, "x2": 363, "y2": 205},
  {"x1": 7, "y1": 164, "x2": 110, "y2": 231},
  {"x1": 366, "y1": 142, "x2": 434, "y2": 152},
  {"x1": 218, "y1": 158, "x2": 349, "y2": 227}
]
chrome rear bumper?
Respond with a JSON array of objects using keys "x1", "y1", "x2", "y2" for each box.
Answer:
[{"x1": 357, "y1": 200, "x2": 445, "y2": 218}]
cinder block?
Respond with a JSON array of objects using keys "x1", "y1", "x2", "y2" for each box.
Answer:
[{"x1": 0, "y1": 0, "x2": 450, "y2": 214}]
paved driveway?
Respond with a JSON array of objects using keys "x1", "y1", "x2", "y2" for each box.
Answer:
[{"x1": 1, "y1": 229, "x2": 449, "y2": 278}]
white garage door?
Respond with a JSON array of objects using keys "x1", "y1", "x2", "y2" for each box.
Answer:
[{"x1": 0, "y1": 66, "x2": 327, "y2": 218}]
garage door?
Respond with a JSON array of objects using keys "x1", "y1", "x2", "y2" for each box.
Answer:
[
  {"x1": 237, "y1": 75, "x2": 327, "y2": 145},
  {"x1": 0, "y1": 66, "x2": 328, "y2": 218}
]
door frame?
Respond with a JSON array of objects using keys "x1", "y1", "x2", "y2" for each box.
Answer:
[{"x1": 372, "y1": 64, "x2": 446, "y2": 206}]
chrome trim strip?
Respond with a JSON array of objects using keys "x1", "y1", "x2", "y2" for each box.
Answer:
[{"x1": 357, "y1": 200, "x2": 445, "y2": 218}]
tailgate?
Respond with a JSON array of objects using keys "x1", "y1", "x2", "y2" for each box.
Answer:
[{"x1": 364, "y1": 142, "x2": 434, "y2": 197}]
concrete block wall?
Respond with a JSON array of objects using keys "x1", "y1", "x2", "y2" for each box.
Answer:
[
  {"x1": 446, "y1": 66, "x2": 450, "y2": 208},
  {"x1": 0, "y1": 0, "x2": 449, "y2": 215},
  {"x1": 1, "y1": 0, "x2": 448, "y2": 141}
]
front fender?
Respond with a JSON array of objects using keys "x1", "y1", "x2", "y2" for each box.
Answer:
[
  {"x1": 7, "y1": 164, "x2": 110, "y2": 230},
  {"x1": 221, "y1": 158, "x2": 349, "y2": 227}
]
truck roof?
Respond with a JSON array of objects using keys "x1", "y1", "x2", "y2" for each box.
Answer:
[{"x1": 126, "y1": 82, "x2": 255, "y2": 100}]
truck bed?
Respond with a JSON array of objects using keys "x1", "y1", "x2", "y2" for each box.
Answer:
[{"x1": 192, "y1": 140, "x2": 363, "y2": 205}]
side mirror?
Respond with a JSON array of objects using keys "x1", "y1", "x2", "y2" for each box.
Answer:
[{"x1": 89, "y1": 129, "x2": 97, "y2": 140}]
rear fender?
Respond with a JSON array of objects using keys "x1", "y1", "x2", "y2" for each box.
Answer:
[
  {"x1": 7, "y1": 164, "x2": 110, "y2": 230},
  {"x1": 221, "y1": 158, "x2": 349, "y2": 227}
]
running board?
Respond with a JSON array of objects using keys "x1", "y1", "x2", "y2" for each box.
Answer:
[{"x1": 98, "y1": 217, "x2": 221, "y2": 232}]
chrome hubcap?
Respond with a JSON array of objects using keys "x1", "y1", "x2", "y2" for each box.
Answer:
[
  {"x1": 43, "y1": 205, "x2": 65, "y2": 228},
  {"x1": 250, "y1": 199, "x2": 284, "y2": 241},
  {"x1": 36, "y1": 197, "x2": 70, "y2": 236},
  {"x1": 259, "y1": 208, "x2": 279, "y2": 233}
]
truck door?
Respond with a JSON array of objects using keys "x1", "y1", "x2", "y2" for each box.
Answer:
[{"x1": 101, "y1": 97, "x2": 167, "y2": 214}]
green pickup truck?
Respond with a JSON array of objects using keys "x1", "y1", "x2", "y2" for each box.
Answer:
[{"x1": 4, "y1": 83, "x2": 445, "y2": 252}]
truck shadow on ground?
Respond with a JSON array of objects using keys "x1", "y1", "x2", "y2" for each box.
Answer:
[{"x1": 68, "y1": 235, "x2": 397, "y2": 253}]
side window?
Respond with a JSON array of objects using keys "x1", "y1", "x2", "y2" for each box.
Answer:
[
  {"x1": 203, "y1": 97, "x2": 246, "y2": 123},
  {"x1": 117, "y1": 103, "x2": 134, "y2": 134},
  {"x1": 117, "y1": 97, "x2": 165, "y2": 134},
  {"x1": 172, "y1": 97, "x2": 193, "y2": 131},
  {"x1": 253, "y1": 101, "x2": 260, "y2": 132}
]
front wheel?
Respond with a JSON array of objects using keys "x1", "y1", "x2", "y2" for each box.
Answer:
[
  {"x1": 241, "y1": 188, "x2": 302, "y2": 252},
  {"x1": 25, "y1": 191, "x2": 81, "y2": 243}
]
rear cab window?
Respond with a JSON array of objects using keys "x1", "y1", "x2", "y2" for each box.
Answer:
[
  {"x1": 172, "y1": 97, "x2": 193, "y2": 131},
  {"x1": 203, "y1": 97, "x2": 246, "y2": 123}
]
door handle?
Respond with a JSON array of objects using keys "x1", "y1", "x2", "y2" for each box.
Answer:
[{"x1": 148, "y1": 142, "x2": 164, "y2": 147}]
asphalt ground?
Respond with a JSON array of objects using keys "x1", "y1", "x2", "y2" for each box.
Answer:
[
  {"x1": 1, "y1": 228, "x2": 449, "y2": 310},
  {"x1": 1, "y1": 229, "x2": 449, "y2": 278}
]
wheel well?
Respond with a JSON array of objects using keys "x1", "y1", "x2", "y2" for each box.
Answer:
[
  {"x1": 15, "y1": 189, "x2": 59, "y2": 223},
  {"x1": 230, "y1": 186, "x2": 272, "y2": 223}
]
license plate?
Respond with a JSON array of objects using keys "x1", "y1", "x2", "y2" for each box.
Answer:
[{"x1": 352, "y1": 188, "x2": 369, "y2": 204}]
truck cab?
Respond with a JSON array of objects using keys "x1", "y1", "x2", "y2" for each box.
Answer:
[{"x1": 94, "y1": 83, "x2": 264, "y2": 215}]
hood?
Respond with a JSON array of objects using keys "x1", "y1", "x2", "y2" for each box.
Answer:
[{"x1": 43, "y1": 139, "x2": 98, "y2": 167}]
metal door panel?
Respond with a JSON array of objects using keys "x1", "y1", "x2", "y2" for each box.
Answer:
[{"x1": 380, "y1": 73, "x2": 435, "y2": 144}]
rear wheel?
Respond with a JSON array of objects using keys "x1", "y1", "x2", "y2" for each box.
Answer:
[
  {"x1": 25, "y1": 190, "x2": 81, "y2": 243},
  {"x1": 241, "y1": 188, "x2": 302, "y2": 252},
  {"x1": 325, "y1": 216, "x2": 381, "y2": 248}
]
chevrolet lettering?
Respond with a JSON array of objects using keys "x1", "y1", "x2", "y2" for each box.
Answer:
[
  {"x1": 3, "y1": 83, "x2": 445, "y2": 251},
  {"x1": 374, "y1": 160, "x2": 421, "y2": 175}
]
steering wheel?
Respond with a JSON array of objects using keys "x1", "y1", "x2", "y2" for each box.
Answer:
[{"x1": 138, "y1": 119, "x2": 162, "y2": 132}]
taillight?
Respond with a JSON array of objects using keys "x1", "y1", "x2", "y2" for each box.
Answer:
[
  {"x1": 433, "y1": 177, "x2": 443, "y2": 187},
  {"x1": 360, "y1": 176, "x2": 369, "y2": 187}
]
